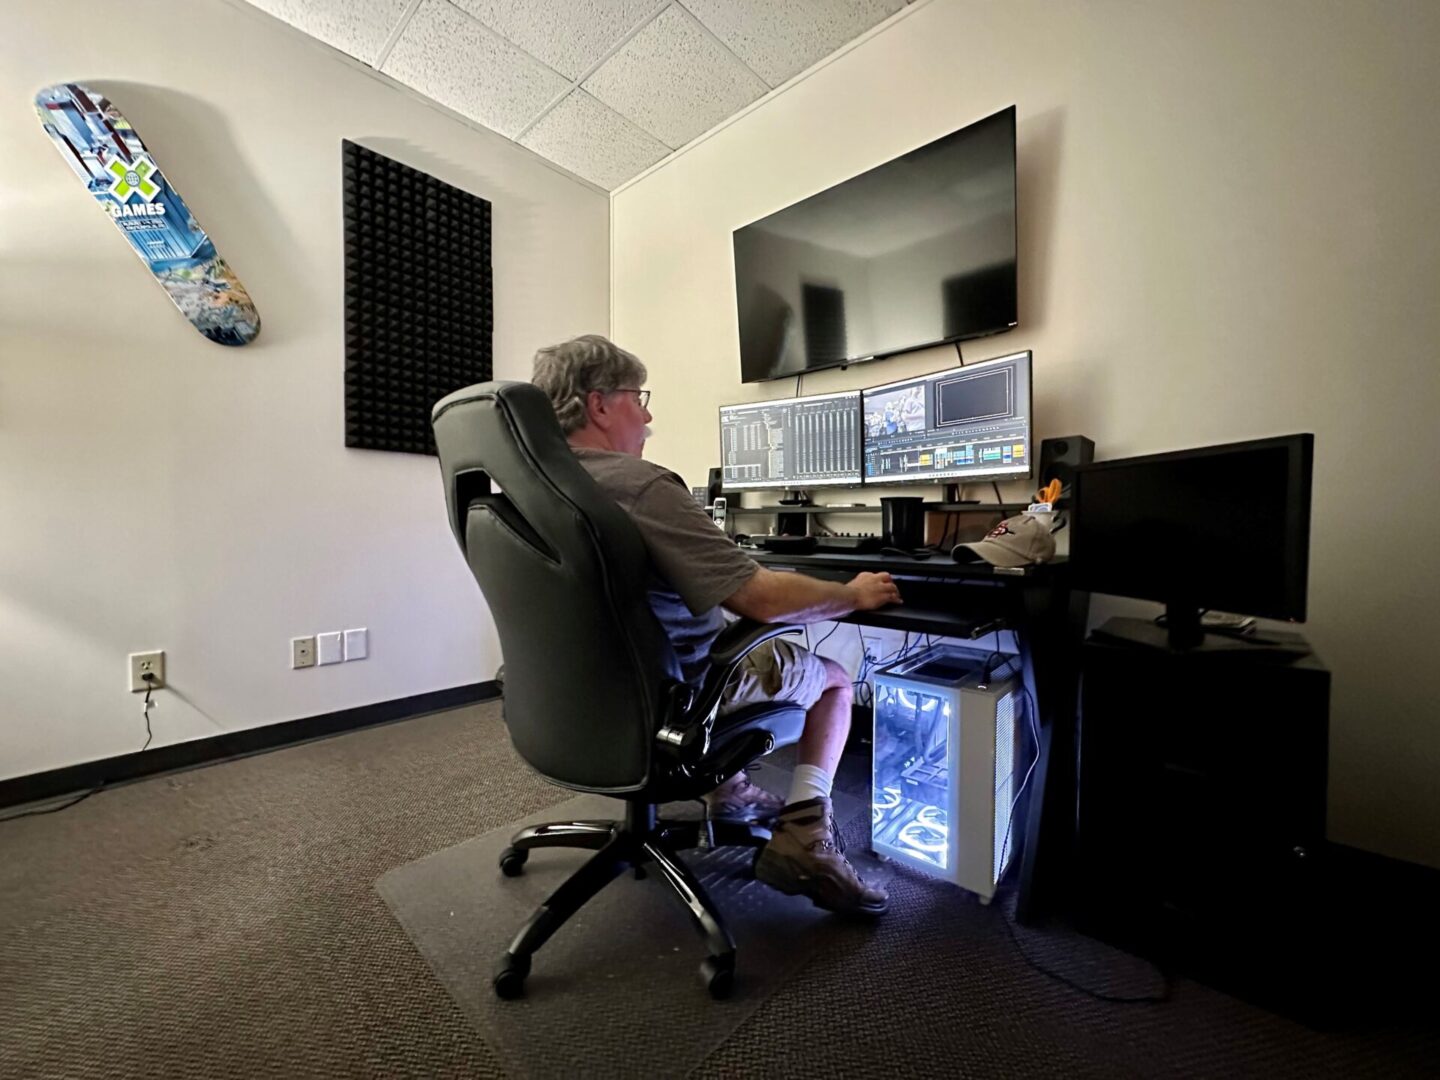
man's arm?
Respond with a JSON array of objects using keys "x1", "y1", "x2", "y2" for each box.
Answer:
[{"x1": 723, "y1": 567, "x2": 901, "y2": 624}]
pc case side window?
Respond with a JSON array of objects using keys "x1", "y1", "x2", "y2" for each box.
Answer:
[{"x1": 871, "y1": 645, "x2": 1024, "y2": 900}]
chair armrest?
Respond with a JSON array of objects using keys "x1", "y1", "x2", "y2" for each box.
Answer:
[{"x1": 654, "y1": 620, "x2": 801, "y2": 765}]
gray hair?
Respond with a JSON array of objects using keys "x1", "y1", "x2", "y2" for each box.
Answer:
[{"x1": 531, "y1": 334, "x2": 648, "y2": 435}]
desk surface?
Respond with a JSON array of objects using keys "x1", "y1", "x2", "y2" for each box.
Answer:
[
  {"x1": 749, "y1": 548, "x2": 1068, "y2": 581},
  {"x1": 749, "y1": 551, "x2": 1067, "y2": 636}
]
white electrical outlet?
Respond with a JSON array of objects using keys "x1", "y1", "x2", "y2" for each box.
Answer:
[
  {"x1": 292, "y1": 636, "x2": 316, "y2": 669},
  {"x1": 317, "y1": 631, "x2": 343, "y2": 665},
  {"x1": 128, "y1": 650, "x2": 165, "y2": 692},
  {"x1": 343, "y1": 627, "x2": 368, "y2": 661}
]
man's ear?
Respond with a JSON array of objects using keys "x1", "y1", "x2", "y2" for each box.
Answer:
[{"x1": 585, "y1": 388, "x2": 613, "y2": 431}]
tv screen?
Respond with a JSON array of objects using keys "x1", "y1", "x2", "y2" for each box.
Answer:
[
  {"x1": 733, "y1": 105, "x2": 1017, "y2": 384},
  {"x1": 1069, "y1": 435, "x2": 1314, "y2": 623},
  {"x1": 861, "y1": 351, "x2": 1032, "y2": 485},
  {"x1": 719, "y1": 390, "x2": 862, "y2": 490}
]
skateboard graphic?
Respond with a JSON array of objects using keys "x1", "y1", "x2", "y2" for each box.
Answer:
[{"x1": 34, "y1": 83, "x2": 260, "y2": 346}]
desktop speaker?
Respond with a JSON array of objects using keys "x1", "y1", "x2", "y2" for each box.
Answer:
[
  {"x1": 1038, "y1": 436, "x2": 1094, "y2": 490},
  {"x1": 706, "y1": 467, "x2": 724, "y2": 506}
]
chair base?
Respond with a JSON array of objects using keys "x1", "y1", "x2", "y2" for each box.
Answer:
[{"x1": 493, "y1": 802, "x2": 773, "y2": 1000}]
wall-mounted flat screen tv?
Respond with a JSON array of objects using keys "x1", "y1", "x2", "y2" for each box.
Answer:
[{"x1": 733, "y1": 105, "x2": 1017, "y2": 384}]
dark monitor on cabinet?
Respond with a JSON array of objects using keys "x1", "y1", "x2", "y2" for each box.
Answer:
[
  {"x1": 861, "y1": 350, "x2": 1032, "y2": 484},
  {"x1": 1069, "y1": 434, "x2": 1314, "y2": 646},
  {"x1": 719, "y1": 389, "x2": 862, "y2": 490}
]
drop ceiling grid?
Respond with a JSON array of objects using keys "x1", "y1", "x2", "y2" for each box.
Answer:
[
  {"x1": 580, "y1": 5, "x2": 770, "y2": 150},
  {"x1": 380, "y1": 0, "x2": 573, "y2": 138},
  {"x1": 240, "y1": 0, "x2": 919, "y2": 189}
]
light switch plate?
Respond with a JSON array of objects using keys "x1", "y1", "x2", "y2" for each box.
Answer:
[
  {"x1": 317, "y1": 631, "x2": 343, "y2": 665},
  {"x1": 343, "y1": 627, "x2": 368, "y2": 661}
]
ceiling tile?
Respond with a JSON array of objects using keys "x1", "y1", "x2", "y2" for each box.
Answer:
[
  {"x1": 451, "y1": 0, "x2": 659, "y2": 80},
  {"x1": 680, "y1": 0, "x2": 906, "y2": 87},
  {"x1": 583, "y1": 4, "x2": 768, "y2": 149},
  {"x1": 244, "y1": 0, "x2": 412, "y2": 65},
  {"x1": 380, "y1": 0, "x2": 572, "y2": 138},
  {"x1": 520, "y1": 90, "x2": 671, "y2": 189}
]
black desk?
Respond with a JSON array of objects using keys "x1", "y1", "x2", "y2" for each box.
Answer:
[{"x1": 750, "y1": 549, "x2": 1089, "y2": 923}]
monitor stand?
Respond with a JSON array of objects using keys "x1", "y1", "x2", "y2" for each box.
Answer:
[
  {"x1": 777, "y1": 489, "x2": 812, "y2": 506},
  {"x1": 1165, "y1": 602, "x2": 1204, "y2": 651}
]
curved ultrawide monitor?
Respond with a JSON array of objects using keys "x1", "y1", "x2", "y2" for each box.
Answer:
[
  {"x1": 733, "y1": 105, "x2": 1017, "y2": 383},
  {"x1": 861, "y1": 350, "x2": 1033, "y2": 485},
  {"x1": 719, "y1": 390, "x2": 862, "y2": 490}
]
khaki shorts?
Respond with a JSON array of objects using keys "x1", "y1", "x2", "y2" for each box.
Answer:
[{"x1": 718, "y1": 637, "x2": 830, "y2": 715}]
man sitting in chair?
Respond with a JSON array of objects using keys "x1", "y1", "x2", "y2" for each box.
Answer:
[{"x1": 533, "y1": 334, "x2": 899, "y2": 917}]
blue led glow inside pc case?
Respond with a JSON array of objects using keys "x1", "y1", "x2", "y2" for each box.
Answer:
[{"x1": 871, "y1": 644, "x2": 1024, "y2": 900}]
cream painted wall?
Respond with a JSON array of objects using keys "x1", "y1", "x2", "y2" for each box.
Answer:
[
  {"x1": 613, "y1": 0, "x2": 1440, "y2": 866},
  {"x1": 0, "y1": 0, "x2": 608, "y2": 781}
]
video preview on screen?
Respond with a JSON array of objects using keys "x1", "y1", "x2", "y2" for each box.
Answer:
[{"x1": 862, "y1": 351, "x2": 1032, "y2": 484}]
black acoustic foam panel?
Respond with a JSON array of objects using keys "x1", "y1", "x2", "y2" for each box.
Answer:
[{"x1": 343, "y1": 141, "x2": 493, "y2": 455}]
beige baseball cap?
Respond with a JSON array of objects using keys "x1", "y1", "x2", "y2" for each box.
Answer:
[{"x1": 951, "y1": 513, "x2": 1056, "y2": 568}]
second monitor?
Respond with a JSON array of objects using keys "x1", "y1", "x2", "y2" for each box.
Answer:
[
  {"x1": 862, "y1": 350, "x2": 1033, "y2": 484},
  {"x1": 719, "y1": 389, "x2": 862, "y2": 490}
]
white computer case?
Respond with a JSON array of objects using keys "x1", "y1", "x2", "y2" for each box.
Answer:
[{"x1": 870, "y1": 644, "x2": 1024, "y2": 901}]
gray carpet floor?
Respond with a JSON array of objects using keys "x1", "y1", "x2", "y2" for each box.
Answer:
[
  {"x1": 2, "y1": 700, "x2": 1436, "y2": 1079},
  {"x1": 374, "y1": 783, "x2": 890, "y2": 1079}
]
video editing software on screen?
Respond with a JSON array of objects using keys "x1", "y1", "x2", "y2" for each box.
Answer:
[
  {"x1": 719, "y1": 391, "x2": 862, "y2": 489},
  {"x1": 862, "y1": 351, "x2": 1032, "y2": 484}
]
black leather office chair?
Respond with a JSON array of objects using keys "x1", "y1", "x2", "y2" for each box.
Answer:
[{"x1": 432, "y1": 381, "x2": 807, "y2": 1000}]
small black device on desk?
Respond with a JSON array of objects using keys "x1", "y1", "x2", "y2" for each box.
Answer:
[
  {"x1": 814, "y1": 535, "x2": 884, "y2": 554},
  {"x1": 751, "y1": 535, "x2": 818, "y2": 554},
  {"x1": 751, "y1": 535, "x2": 889, "y2": 555}
]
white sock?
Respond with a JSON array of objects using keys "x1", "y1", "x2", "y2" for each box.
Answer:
[{"x1": 786, "y1": 764, "x2": 834, "y2": 807}]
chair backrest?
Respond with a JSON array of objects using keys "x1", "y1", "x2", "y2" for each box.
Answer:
[{"x1": 431, "y1": 380, "x2": 682, "y2": 792}]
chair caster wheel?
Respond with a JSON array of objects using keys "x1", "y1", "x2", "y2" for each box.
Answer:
[
  {"x1": 498, "y1": 847, "x2": 528, "y2": 877},
  {"x1": 493, "y1": 953, "x2": 531, "y2": 1000},
  {"x1": 701, "y1": 956, "x2": 734, "y2": 1000}
]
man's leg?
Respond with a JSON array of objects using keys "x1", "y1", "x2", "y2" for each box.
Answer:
[
  {"x1": 785, "y1": 657, "x2": 851, "y2": 806},
  {"x1": 758, "y1": 651, "x2": 888, "y2": 916}
]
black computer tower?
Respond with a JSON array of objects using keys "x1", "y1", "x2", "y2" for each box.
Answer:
[{"x1": 1073, "y1": 618, "x2": 1331, "y2": 1018}]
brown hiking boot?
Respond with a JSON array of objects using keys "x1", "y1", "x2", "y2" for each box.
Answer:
[
  {"x1": 754, "y1": 797, "x2": 889, "y2": 916},
  {"x1": 704, "y1": 770, "x2": 786, "y2": 820}
]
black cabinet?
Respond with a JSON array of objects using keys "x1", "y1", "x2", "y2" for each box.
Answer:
[{"x1": 1073, "y1": 618, "x2": 1331, "y2": 1016}]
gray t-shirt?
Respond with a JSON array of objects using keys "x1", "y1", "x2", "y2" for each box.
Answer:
[{"x1": 573, "y1": 447, "x2": 759, "y2": 686}]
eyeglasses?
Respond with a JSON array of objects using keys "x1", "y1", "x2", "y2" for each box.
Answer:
[{"x1": 610, "y1": 387, "x2": 651, "y2": 409}]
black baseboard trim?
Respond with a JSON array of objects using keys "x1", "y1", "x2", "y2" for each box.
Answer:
[{"x1": 0, "y1": 681, "x2": 500, "y2": 814}]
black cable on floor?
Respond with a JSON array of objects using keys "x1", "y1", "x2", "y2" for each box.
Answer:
[
  {"x1": 1, "y1": 676, "x2": 157, "y2": 823},
  {"x1": 989, "y1": 662, "x2": 1171, "y2": 1005},
  {"x1": 0, "y1": 785, "x2": 103, "y2": 821},
  {"x1": 1000, "y1": 909, "x2": 1172, "y2": 1005}
]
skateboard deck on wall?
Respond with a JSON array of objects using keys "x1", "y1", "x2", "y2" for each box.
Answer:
[{"x1": 34, "y1": 82, "x2": 261, "y2": 346}]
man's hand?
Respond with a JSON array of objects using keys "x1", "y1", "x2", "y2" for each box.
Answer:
[{"x1": 847, "y1": 571, "x2": 901, "y2": 611}]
